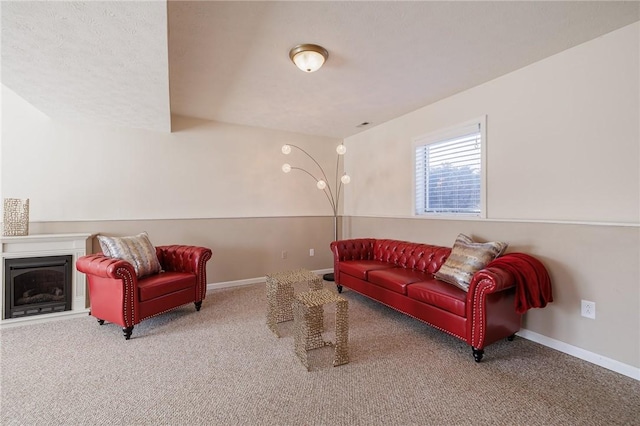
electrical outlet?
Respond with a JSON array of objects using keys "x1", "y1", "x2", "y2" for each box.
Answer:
[
  {"x1": 581, "y1": 300, "x2": 596, "y2": 319},
  {"x1": 281, "y1": 250, "x2": 287, "y2": 259},
  {"x1": 309, "y1": 248, "x2": 314, "y2": 256}
]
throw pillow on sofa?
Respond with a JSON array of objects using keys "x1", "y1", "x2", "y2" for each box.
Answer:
[
  {"x1": 97, "y1": 232, "x2": 161, "y2": 278},
  {"x1": 435, "y1": 233, "x2": 508, "y2": 291}
]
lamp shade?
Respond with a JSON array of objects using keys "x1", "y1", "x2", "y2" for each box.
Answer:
[
  {"x1": 289, "y1": 44, "x2": 328, "y2": 73},
  {"x1": 336, "y1": 144, "x2": 347, "y2": 155}
]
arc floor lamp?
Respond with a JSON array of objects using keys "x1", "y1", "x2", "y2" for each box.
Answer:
[{"x1": 281, "y1": 143, "x2": 350, "y2": 281}]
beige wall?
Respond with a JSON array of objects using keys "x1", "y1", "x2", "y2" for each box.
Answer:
[
  {"x1": 2, "y1": 86, "x2": 343, "y2": 283},
  {"x1": 1, "y1": 88, "x2": 343, "y2": 221},
  {"x1": 27, "y1": 217, "x2": 336, "y2": 284},
  {"x1": 344, "y1": 23, "x2": 639, "y2": 223},
  {"x1": 345, "y1": 217, "x2": 639, "y2": 368},
  {"x1": 342, "y1": 23, "x2": 640, "y2": 369}
]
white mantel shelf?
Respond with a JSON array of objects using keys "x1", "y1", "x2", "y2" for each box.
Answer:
[{"x1": 1, "y1": 233, "x2": 93, "y2": 328}]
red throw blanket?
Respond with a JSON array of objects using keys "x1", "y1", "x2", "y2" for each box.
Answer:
[{"x1": 487, "y1": 253, "x2": 553, "y2": 314}]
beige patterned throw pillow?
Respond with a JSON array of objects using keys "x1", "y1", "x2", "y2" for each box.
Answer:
[
  {"x1": 434, "y1": 234, "x2": 508, "y2": 291},
  {"x1": 97, "y1": 232, "x2": 161, "y2": 278}
]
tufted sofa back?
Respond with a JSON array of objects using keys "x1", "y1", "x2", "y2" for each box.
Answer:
[
  {"x1": 331, "y1": 238, "x2": 377, "y2": 261},
  {"x1": 373, "y1": 239, "x2": 451, "y2": 274},
  {"x1": 331, "y1": 238, "x2": 451, "y2": 275}
]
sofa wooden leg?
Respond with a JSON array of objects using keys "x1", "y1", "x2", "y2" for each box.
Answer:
[
  {"x1": 123, "y1": 326, "x2": 134, "y2": 340},
  {"x1": 97, "y1": 319, "x2": 105, "y2": 325},
  {"x1": 507, "y1": 334, "x2": 516, "y2": 341},
  {"x1": 195, "y1": 301, "x2": 202, "y2": 311},
  {"x1": 336, "y1": 285, "x2": 343, "y2": 293},
  {"x1": 472, "y1": 347, "x2": 484, "y2": 362}
]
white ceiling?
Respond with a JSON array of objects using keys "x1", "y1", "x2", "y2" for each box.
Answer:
[
  {"x1": 2, "y1": 1, "x2": 639, "y2": 139},
  {"x1": 1, "y1": 1, "x2": 172, "y2": 132}
]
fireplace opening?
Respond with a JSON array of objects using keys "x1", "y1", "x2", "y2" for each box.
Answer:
[{"x1": 4, "y1": 255, "x2": 72, "y2": 319}]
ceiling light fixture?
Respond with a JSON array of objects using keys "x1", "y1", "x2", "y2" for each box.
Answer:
[{"x1": 289, "y1": 44, "x2": 328, "y2": 73}]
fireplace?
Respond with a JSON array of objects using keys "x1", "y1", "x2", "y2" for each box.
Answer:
[
  {"x1": 1, "y1": 233, "x2": 91, "y2": 325},
  {"x1": 4, "y1": 255, "x2": 73, "y2": 319}
]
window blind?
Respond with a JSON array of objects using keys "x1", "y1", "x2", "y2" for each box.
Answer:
[{"x1": 415, "y1": 122, "x2": 482, "y2": 215}]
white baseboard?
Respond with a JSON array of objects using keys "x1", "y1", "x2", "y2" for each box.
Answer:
[
  {"x1": 205, "y1": 275, "x2": 639, "y2": 381},
  {"x1": 206, "y1": 268, "x2": 333, "y2": 292},
  {"x1": 0, "y1": 308, "x2": 91, "y2": 329},
  {"x1": 517, "y1": 329, "x2": 640, "y2": 381}
]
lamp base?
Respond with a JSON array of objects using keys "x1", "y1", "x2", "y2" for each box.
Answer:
[{"x1": 323, "y1": 273, "x2": 335, "y2": 282}]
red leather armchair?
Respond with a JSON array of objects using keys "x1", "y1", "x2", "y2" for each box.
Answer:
[{"x1": 76, "y1": 245, "x2": 212, "y2": 339}]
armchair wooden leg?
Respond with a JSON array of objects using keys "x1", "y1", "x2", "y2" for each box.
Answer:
[
  {"x1": 97, "y1": 319, "x2": 105, "y2": 325},
  {"x1": 123, "y1": 326, "x2": 134, "y2": 340},
  {"x1": 195, "y1": 301, "x2": 202, "y2": 311},
  {"x1": 336, "y1": 285, "x2": 343, "y2": 293}
]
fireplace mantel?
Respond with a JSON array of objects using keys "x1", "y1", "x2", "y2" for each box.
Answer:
[{"x1": 1, "y1": 233, "x2": 93, "y2": 327}]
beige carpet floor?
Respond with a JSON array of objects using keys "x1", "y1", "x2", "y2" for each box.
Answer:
[{"x1": 1, "y1": 282, "x2": 639, "y2": 426}]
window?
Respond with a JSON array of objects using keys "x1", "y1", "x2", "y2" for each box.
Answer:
[{"x1": 414, "y1": 117, "x2": 486, "y2": 217}]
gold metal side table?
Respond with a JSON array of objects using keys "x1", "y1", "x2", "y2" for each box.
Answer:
[
  {"x1": 292, "y1": 288, "x2": 349, "y2": 371},
  {"x1": 266, "y1": 268, "x2": 323, "y2": 337}
]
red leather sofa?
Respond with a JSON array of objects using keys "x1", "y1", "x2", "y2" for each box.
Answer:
[
  {"x1": 331, "y1": 238, "x2": 523, "y2": 362},
  {"x1": 76, "y1": 245, "x2": 212, "y2": 339}
]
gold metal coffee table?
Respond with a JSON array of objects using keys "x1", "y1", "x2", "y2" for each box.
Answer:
[
  {"x1": 266, "y1": 268, "x2": 323, "y2": 337},
  {"x1": 292, "y1": 288, "x2": 349, "y2": 371}
]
